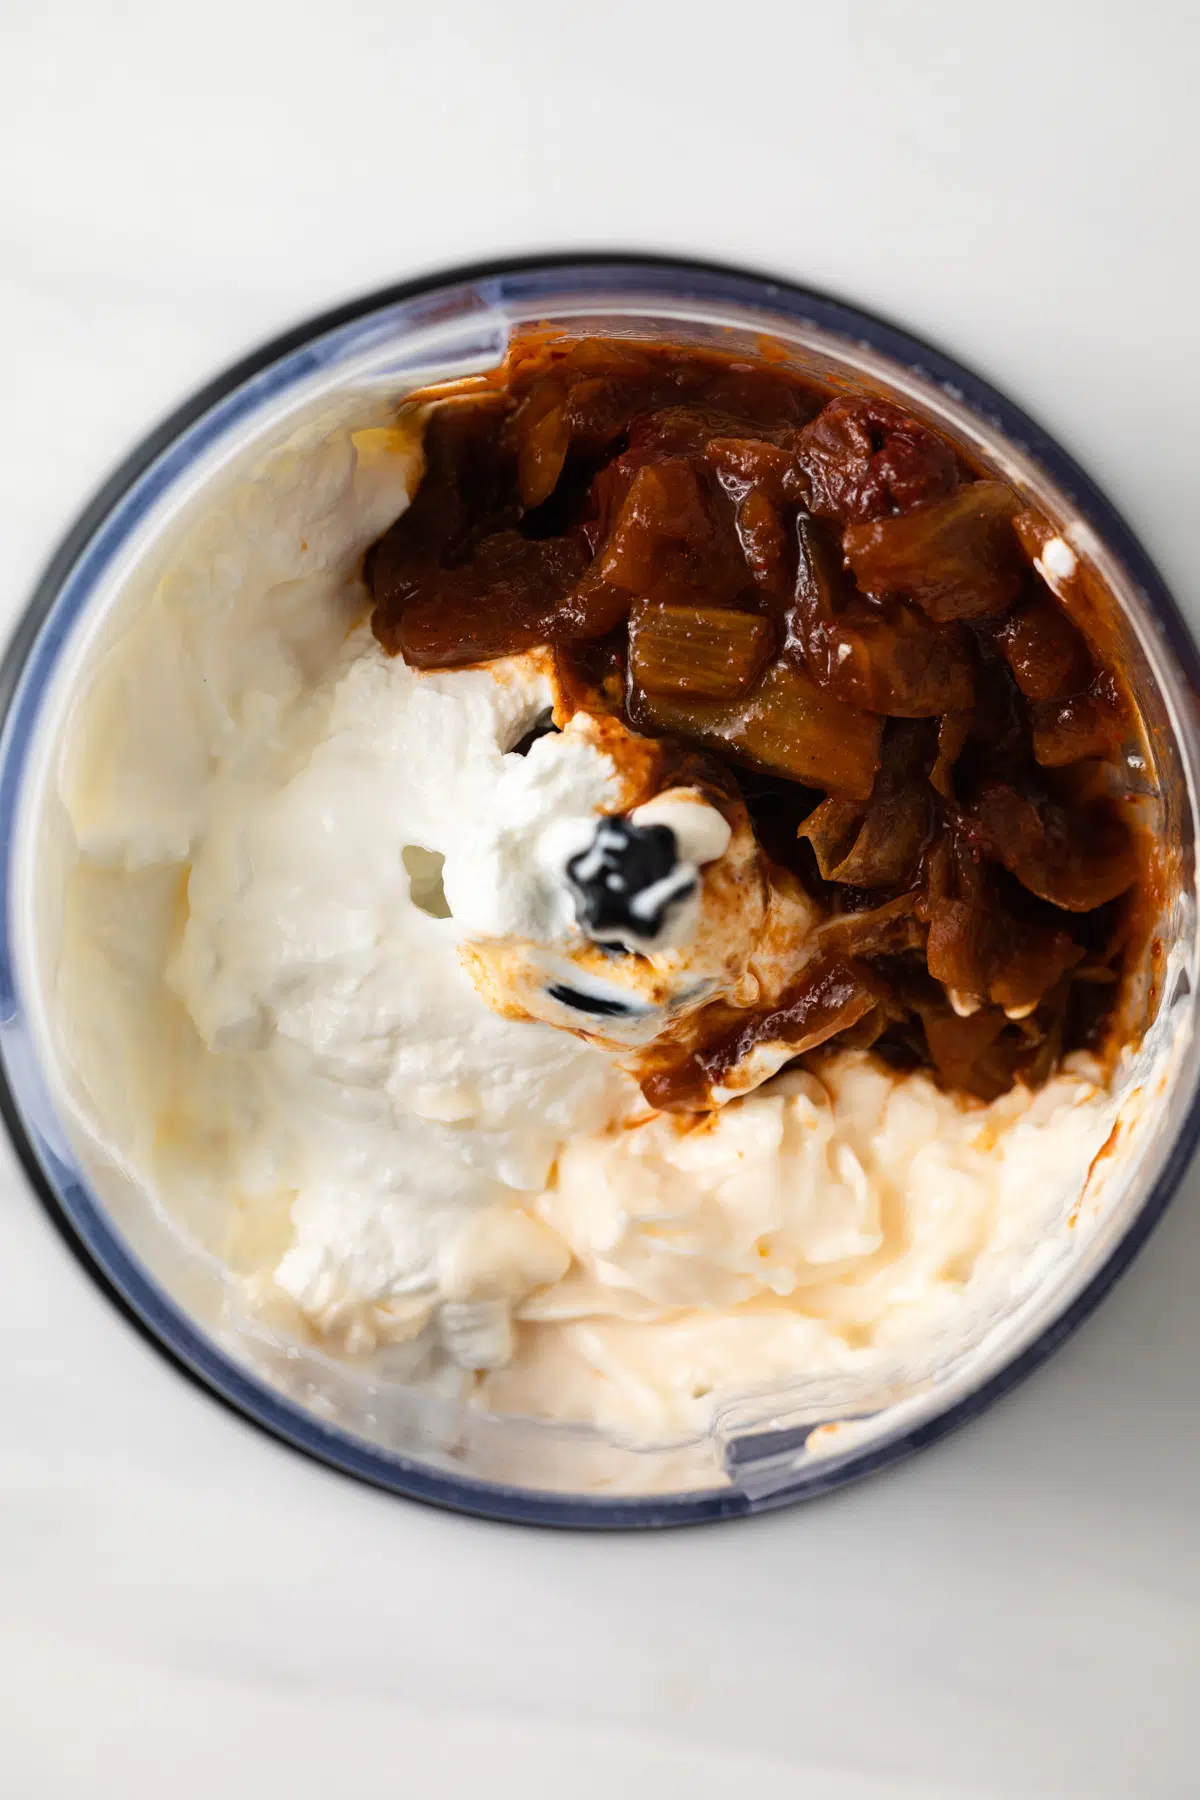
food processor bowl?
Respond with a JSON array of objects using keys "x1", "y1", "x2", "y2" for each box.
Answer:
[{"x1": 2, "y1": 256, "x2": 1197, "y2": 1526}]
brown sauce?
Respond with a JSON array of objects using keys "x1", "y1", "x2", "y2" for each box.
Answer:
[{"x1": 368, "y1": 335, "x2": 1158, "y2": 1106}]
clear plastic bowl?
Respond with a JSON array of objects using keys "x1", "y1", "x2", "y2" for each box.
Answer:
[{"x1": 2, "y1": 255, "x2": 1198, "y2": 1527}]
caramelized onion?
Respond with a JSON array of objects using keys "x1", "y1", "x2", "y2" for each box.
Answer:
[
  {"x1": 1032, "y1": 679, "x2": 1126, "y2": 768},
  {"x1": 798, "y1": 796, "x2": 865, "y2": 879},
  {"x1": 818, "y1": 894, "x2": 925, "y2": 960},
  {"x1": 926, "y1": 895, "x2": 1082, "y2": 1013},
  {"x1": 998, "y1": 591, "x2": 1090, "y2": 700},
  {"x1": 791, "y1": 396, "x2": 959, "y2": 526},
  {"x1": 821, "y1": 722, "x2": 934, "y2": 889},
  {"x1": 919, "y1": 1007, "x2": 1018, "y2": 1101},
  {"x1": 969, "y1": 778, "x2": 1137, "y2": 912},
  {"x1": 628, "y1": 600, "x2": 773, "y2": 700},
  {"x1": 843, "y1": 482, "x2": 1026, "y2": 622},
  {"x1": 789, "y1": 518, "x2": 974, "y2": 717},
  {"x1": 641, "y1": 954, "x2": 880, "y2": 1111},
  {"x1": 631, "y1": 657, "x2": 884, "y2": 800},
  {"x1": 379, "y1": 532, "x2": 589, "y2": 667}
]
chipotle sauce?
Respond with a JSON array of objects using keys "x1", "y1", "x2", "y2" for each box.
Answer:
[{"x1": 369, "y1": 335, "x2": 1155, "y2": 1106}]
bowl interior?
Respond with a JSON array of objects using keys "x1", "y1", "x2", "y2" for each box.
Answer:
[{"x1": 3, "y1": 261, "x2": 1199, "y2": 1522}]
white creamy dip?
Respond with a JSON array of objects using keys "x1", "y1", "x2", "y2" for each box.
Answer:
[{"x1": 51, "y1": 414, "x2": 1122, "y2": 1444}]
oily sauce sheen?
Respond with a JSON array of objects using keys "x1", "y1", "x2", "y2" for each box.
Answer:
[{"x1": 369, "y1": 336, "x2": 1155, "y2": 1105}]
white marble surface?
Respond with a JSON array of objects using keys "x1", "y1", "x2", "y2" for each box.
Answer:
[{"x1": 2, "y1": 2, "x2": 1199, "y2": 1793}]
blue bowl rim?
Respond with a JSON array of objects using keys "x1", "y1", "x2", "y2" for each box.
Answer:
[{"x1": 2, "y1": 249, "x2": 1199, "y2": 1531}]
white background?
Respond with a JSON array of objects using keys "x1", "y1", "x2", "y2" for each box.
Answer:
[{"x1": 1, "y1": 3, "x2": 1198, "y2": 1794}]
